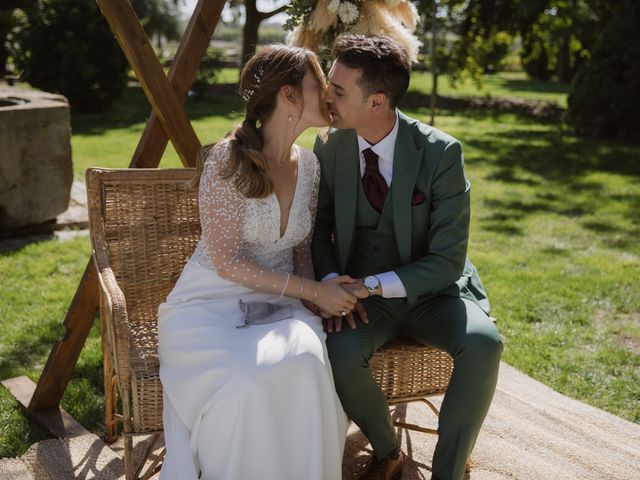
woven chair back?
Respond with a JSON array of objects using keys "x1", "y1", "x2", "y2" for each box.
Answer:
[{"x1": 87, "y1": 167, "x2": 201, "y2": 433}]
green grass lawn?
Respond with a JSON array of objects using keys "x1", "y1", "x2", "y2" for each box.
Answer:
[
  {"x1": 1, "y1": 74, "x2": 638, "y2": 458},
  {"x1": 408, "y1": 70, "x2": 571, "y2": 106}
]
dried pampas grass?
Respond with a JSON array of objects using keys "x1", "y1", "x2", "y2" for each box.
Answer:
[{"x1": 287, "y1": 0, "x2": 421, "y2": 63}]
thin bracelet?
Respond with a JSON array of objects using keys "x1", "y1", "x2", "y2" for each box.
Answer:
[
  {"x1": 297, "y1": 277, "x2": 305, "y2": 299},
  {"x1": 312, "y1": 283, "x2": 318, "y2": 304},
  {"x1": 280, "y1": 272, "x2": 291, "y2": 297}
]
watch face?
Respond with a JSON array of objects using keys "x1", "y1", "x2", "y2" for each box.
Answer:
[{"x1": 364, "y1": 276, "x2": 379, "y2": 290}]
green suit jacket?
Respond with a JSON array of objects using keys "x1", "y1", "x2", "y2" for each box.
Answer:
[{"x1": 311, "y1": 111, "x2": 490, "y2": 313}]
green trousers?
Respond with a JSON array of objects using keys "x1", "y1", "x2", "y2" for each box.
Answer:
[{"x1": 326, "y1": 295, "x2": 502, "y2": 480}]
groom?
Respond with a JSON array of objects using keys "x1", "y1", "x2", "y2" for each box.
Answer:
[{"x1": 312, "y1": 35, "x2": 503, "y2": 480}]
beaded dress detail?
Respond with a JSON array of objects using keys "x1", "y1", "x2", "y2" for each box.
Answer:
[{"x1": 189, "y1": 141, "x2": 318, "y2": 282}]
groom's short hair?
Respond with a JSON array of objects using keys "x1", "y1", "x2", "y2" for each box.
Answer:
[{"x1": 332, "y1": 34, "x2": 410, "y2": 109}]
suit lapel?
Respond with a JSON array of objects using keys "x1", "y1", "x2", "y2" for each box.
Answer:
[
  {"x1": 334, "y1": 132, "x2": 359, "y2": 272},
  {"x1": 392, "y1": 115, "x2": 424, "y2": 264}
]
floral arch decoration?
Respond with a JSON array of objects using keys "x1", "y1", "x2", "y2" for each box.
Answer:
[{"x1": 286, "y1": 0, "x2": 422, "y2": 63}]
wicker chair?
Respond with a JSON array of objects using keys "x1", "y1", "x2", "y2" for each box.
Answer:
[
  {"x1": 86, "y1": 165, "x2": 466, "y2": 478},
  {"x1": 86, "y1": 167, "x2": 200, "y2": 480},
  {"x1": 370, "y1": 338, "x2": 453, "y2": 435}
]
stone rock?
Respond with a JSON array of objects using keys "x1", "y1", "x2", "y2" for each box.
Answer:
[{"x1": 0, "y1": 86, "x2": 72, "y2": 233}]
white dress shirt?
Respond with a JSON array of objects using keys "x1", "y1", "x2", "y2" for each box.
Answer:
[{"x1": 323, "y1": 111, "x2": 407, "y2": 299}]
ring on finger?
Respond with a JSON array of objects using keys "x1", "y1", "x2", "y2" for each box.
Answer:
[{"x1": 340, "y1": 311, "x2": 347, "y2": 316}]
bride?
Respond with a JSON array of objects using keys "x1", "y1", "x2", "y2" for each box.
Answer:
[{"x1": 158, "y1": 45, "x2": 353, "y2": 480}]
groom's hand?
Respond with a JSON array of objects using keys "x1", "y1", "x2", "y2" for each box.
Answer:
[
  {"x1": 323, "y1": 302, "x2": 368, "y2": 333},
  {"x1": 342, "y1": 280, "x2": 369, "y2": 299}
]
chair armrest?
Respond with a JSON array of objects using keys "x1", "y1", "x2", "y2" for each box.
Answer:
[{"x1": 91, "y1": 232, "x2": 132, "y2": 388}]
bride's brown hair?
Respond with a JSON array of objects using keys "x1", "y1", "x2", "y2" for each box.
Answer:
[{"x1": 192, "y1": 45, "x2": 327, "y2": 198}]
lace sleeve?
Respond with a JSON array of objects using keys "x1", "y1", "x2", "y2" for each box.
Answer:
[
  {"x1": 293, "y1": 150, "x2": 320, "y2": 280},
  {"x1": 200, "y1": 143, "x2": 304, "y2": 297}
]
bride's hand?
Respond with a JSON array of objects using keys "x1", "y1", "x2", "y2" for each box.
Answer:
[{"x1": 310, "y1": 276, "x2": 358, "y2": 318}]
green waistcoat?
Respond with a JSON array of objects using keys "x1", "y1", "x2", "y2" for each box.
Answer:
[{"x1": 346, "y1": 178, "x2": 403, "y2": 278}]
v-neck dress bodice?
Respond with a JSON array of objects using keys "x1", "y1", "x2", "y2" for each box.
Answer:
[{"x1": 189, "y1": 143, "x2": 317, "y2": 275}]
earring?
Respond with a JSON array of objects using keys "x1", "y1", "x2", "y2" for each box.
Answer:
[{"x1": 287, "y1": 115, "x2": 293, "y2": 122}]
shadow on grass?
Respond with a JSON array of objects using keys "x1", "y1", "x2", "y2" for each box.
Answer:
[
  {"x1": 447, "y1": 109, "x2": 640, "y2": 243},
  {"x1": 467, "y1": 126, "x2": 640, "y2": 180},
  {"x1": 72, "y1": 84, "x2": 244, "y2": 137},
  {"x1": 495, "y1": 76, "x2": 571, "y2": 96}
]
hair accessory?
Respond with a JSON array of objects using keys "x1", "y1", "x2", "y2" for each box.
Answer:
[{"x1": 241, "y1": 66, "x2": 265, "y2": 102}]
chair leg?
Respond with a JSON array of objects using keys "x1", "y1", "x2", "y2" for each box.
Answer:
[
  {"x1": 138, "y1": 434, "x2": 165, "y2": 480},
  {"x1": 100, "y1": 301, "x2": 119, "y2": 443},
  {"x1": 391, "y1": 398, "x2": 440, "y2": 435},
  {"x1": 123, "y1": 432, "x2": 165, "y2": 480},
  {"x1": 124, "y1": 434, "x2": 135, "y2": 480},
  {"x1": 392, "y1": 398, "x2": 473, "y2": 474}
]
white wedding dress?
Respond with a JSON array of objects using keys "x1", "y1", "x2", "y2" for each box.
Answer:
[{"x1": 158, "y1": 142, "x2": 347, "y2": 480}]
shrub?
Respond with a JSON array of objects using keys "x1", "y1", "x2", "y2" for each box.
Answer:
[
  {"x1": 568, "y1": 0, "x2": 640, "y2": 141},
  {"x1": 12, "y1": 0, "x2": 128, "y2": 112},
  {"x1": 191, "y1": 47, "x2": 224, "y2": 100},
  {"x1": 521, "y1": 26, "x2": 553, "y2": 81}
]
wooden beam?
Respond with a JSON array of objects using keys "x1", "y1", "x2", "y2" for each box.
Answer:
[
  {"x1": 96, "y1": 0, "x2": 201, "y2": 167},
  {"x1": 131, "y1": 0, "x2": 227, "y2": 168},
  {"x1": 28, "y1": 261, "x2": 99, "y2": 410},
  {"x1": 25, "y1": 0, "x2": 227, "y2": 414},
  {"x1": 4, "y1": 376, "x2": 92, "y2": 439}
]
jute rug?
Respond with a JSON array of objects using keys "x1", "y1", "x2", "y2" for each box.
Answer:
[{"x1": 2, "y1": 362, "x2": 639, "y2": 479}]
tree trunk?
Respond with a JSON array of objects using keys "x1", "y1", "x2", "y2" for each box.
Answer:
[
  {"x1": 0, "y1": 40, "x2": 8, "y2": 77},
  {"x1": 242, "y1": 0, "x2": 259, "y2": 67},
  {"x1": 557, "y1": 30, "x2": 571, "y2": 82},
  {"x1": 241, "y1": 1, "x2": 290, "y2": 68},
  {"x1": 430, "y1": 1, "x2": 437, "y2": 126}
]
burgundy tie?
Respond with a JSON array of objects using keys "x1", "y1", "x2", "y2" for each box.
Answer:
[{"x1": 362, "y1": 147, "x2": 389, "y2": 213}]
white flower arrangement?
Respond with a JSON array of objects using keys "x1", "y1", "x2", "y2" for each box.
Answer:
[
  {"x1": 327, "y1": 0, "x2": 340, "y2": 14},
  {"x1": 286, "y1": 0, "x2": 421, "y2": 62},
  {"x1": 337, "y1": 2, "x2": 359, "y2": 25}
]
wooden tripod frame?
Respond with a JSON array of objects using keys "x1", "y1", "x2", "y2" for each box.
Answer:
[{"x1": 2, "y1": 0, "x2": 227, "y2": 437}]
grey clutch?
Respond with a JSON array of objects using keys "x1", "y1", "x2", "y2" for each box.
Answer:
[{"x1": 236, "y1": 299, "x2": 294, "y2": 328}]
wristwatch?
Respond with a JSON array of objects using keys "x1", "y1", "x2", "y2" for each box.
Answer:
[{"x1": 363, "y1": 275, "x2": 382, "y2": 297}]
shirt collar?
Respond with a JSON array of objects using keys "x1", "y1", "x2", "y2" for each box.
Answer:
[{"x1": 357, "y1": 110, "x2": 399, "y2": 163}]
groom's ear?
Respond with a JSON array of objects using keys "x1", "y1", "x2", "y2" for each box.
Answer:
[{"x1": 369, "y1": 92, "x2": 389, "y2": 112}]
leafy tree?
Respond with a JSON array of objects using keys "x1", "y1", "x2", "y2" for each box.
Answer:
[
  {"x1": 10, "y1": 0, "x2": 128, "y2": 112},
  {"x1": 431, "y1": 0, "x2": 620, "y2": 83},
  {"x1": 520, "y1": 0, "x2": 619, "y2": 82},
  {"x1": 0, "y1": 0, "x2": 33, "y2": 76},
  {"x1": 7, "y1": 0, "x2": 183, "y2": 111},
  {"x1": 131, "y1": 0, "x2": 182, "y2": 53},
  {"x1": 568, "y1": 0, "x2": 640, "y2": 141}
]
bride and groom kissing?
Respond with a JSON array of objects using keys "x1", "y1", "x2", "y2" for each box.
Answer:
[{"x1": 157, "y1": 34, "x2": 502, "y2": 480}]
